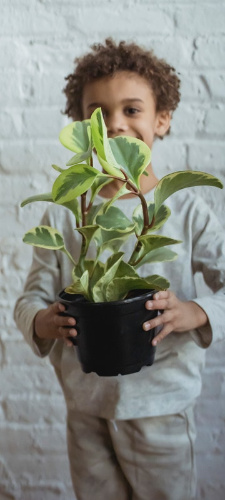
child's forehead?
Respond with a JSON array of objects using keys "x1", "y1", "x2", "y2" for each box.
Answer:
[{"x1": 82, "y1": 71, "x2": 153, "y2": 99}]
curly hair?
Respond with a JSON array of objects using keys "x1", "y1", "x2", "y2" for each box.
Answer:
[{"x1": 63, "y1": 38, "x2": 181, "y2": 122}]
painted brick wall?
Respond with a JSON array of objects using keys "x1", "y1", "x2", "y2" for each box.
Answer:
[{"x1": 0, "y1": 0, "x2": 225, "y2": 499}]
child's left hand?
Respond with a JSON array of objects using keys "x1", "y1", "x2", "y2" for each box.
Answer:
[{"x1": 143, "y1": 290, "x2": 208, "y2": 346}]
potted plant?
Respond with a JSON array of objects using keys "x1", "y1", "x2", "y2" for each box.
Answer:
[{"x1": 21, "y1": 108, "x2": 223, "y2": 376}]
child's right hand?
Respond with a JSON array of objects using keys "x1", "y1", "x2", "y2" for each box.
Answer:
[{"x1": 34, "y1": 302, "x2": 77, "y2": 347}]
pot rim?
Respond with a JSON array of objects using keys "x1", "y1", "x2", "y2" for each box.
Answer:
[{"x1": 58, "y1": 288, "x2": 156, "y2": 308}]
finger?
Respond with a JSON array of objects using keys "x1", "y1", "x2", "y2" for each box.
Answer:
[
  {"x1": 145, "y1": 299, "x2": 168, "y2": 311},
  {"x1": 52, "y1": 302, "x2": 66, "y2": 313},
  {"x1": 54, "y1": 314, "x2": 76, "y2": 328},
  {"x1": 152, "y1": 324, "x2": 173, "y2": 345},
  {"x1": 63, "y1": 337, "x2": 74, "y2": 347},
  {"x1": 145, "y1": 293, "x2": 174, "y2": 312},
  {"x1": 143, "y1": 310, "x2": 171, "y2": 332},
  {"x1": 58, "y1": 326, "x2": 77, "y2": 338}
]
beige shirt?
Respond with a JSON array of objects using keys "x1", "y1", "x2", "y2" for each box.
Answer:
[{"x1": 14, "y1": 189, "x2": 225, "y2": 419}]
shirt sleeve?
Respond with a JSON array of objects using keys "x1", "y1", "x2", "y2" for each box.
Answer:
[
  {"x1": 14, "y1": 209, "x2": 62, "y2": 357},
  {"x1": 190, "y1": 199, "x2": 225, "y2": 347}
]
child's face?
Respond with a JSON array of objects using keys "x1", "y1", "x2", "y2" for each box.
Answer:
[{"x1": 82, "y1": 71, "x2": 171, "y2": 150}]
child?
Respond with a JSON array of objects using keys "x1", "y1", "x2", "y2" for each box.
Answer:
[{"x1": 14, "y1": 39, "x2": 225, "y2": 500}]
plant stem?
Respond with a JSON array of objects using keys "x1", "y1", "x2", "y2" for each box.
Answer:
[{"x1": 62, "y1": 248, "x2": 76, "y2": 266}]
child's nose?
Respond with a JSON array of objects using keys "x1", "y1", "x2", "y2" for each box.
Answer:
[{"x1": 106, "y1": 113, "x2": 129, "y2": 136}]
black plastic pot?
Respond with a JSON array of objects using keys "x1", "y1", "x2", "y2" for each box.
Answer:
[{"x1": 58, "y1": 289, "x2": 158, "y2": 377}]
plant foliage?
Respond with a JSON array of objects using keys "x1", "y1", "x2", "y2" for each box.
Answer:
[{"x1": 21, "y1": 108, "x2": 223, "y2": 302}]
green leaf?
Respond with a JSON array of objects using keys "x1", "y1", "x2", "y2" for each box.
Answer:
[
  {"x1": 137, "y1": 234, "x2": 181, "y2": 259},
  {"x1": 132, "y1": 202, "x2": 171, "y2": 235},
  {"x1": 109, "y1": 135, "x2": 151, "y2": 188},
  {"x1": 62, "y1": 198, "x2": 81, "y2": 221},
  {"x1": 72, "y1": 260, "x2": 95, "y2": 279},
  {"x1": 114, "y1": 260, "x2": 140, "y2": 279},
  {"x1": 147, "y1": 204, "x2": 171, "y2": 232},
  {"x1": 52, "y1": 164, "x2": 64, "y2": 173},
  {"x1": 59, "y1": 120, "x2": 91, "y2": 154},
  {"x1": 75, "y1": 225, "x2": 99, "y2": 254},
  {"x1": 52, "y1": 164, "x2": 100, "y2": 204},
  {"x1": 102, "y1": 183, "x2": 131, "y2": 213},
  {"x1": 96, "y1": 206, "x2": 135, "y2": 232},
  {"x1": 129, "y1": 235, "x2": 181, "y2": 266},
  {"x1": 92, "y1": 252, "x2": 124, "y2": 302},
  {"x1": 90, "y1": 175, "x2": 112, "y2": 203},
  {"x1": 21, "y1": 192, "x2": 53, "y2": 208},
  {"x1": 94, "y1": 227, "x2": 132, "y2": 255},
  {"x1": 23, "y1": 225, "x2": 65, "y2": 250},
  {"x1": 86, "y1": 203, "x2": 104, "y2": 225},
  {"x1": 89, "y1": 261, "x2": 105, "y2": 292},
  {"x1": 96, "y1": 154, "x2": 125, "y2": 178},
  {"x1": 154, "y1": 171, "x2": 223, "y2": 214},
  {"x1": 66, "y1": 270, "x2": 91, "y2": 301},
  {"x1": 135, "y1": 247, "x2": 178, "y2": 268},
  {"x1": 105, "y1": 274, "x2": 170, "y2": 302},
  {"x1": 91, "y1": 108, "x2": 124, "y2": 178}
]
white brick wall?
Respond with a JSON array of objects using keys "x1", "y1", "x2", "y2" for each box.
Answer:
[{"x1": 0, "y1": 0, "x2": 225, "y2": 498}]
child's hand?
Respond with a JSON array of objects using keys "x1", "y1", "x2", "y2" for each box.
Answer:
[
  {"x1": 34, "y1": 302, "x2": 77, "y2": 347},
  {"x1": 143, "y1": 290, "x2": 208, "y2": 346}
]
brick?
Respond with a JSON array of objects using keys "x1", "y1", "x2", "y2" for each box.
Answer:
[
  {"x1": 175, "y1": 4, "x2": 225, "y2": 35},
  {"x1": 0, "y1": 139, "x2": 70, "y2": 174},
  {"x1": 3, "y1": 339, "x2": 47, "y2": 366},
  {"x1": 204, "y1": 106, "x2": 225, "y2": 136},
  {"x1": 0, "y1": 425, "x2": 34, "y2": 454},
  {"x1": 194, "y1": 36, "x2": 225, "y2": 69},
  {"x1": 0, "y1": 1, "x2": 67, "y2": 36},
  {"x1": 152, "y1": 140, "x2": 187, "y2": 177},
  {"x1": 171, "y1": 103, "x2": 205, "y2": 137},
  {"x1": 181, "y1": 73, "x2": 212, "y2": 101},
  {"x1": 71, "y1": 4, "x2": 174, "y2": 36},
  {"x1": 4, "y1": 453, "x2": 72, "y2": 483},
  {"x1": 0, "y1": 365, "x2": 61, "y2": 397},
  {"x1": 200, "y1": 72, "x2": 225, "y2": 100},
  {"x1": 187, "y1": 142, "x2": 225, "y2": 173}
]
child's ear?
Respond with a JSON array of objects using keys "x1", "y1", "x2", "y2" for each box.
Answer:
[{"x1": 155, "y1": 111, "x2": 171, "y2": 138}]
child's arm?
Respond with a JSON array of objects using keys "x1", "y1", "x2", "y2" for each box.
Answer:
[
  {"x1": 34, "y1": 302, "x2": 77, "y2": 347},
  {"x1": 14, "y1": 205, "x2": 78, "y2": 355},
  {"x1": 143, "y1": 291, "x2": 208, "y2": 345},
  {"x1": 143, "y1": 197, "x2": 225, "y2": 348}
]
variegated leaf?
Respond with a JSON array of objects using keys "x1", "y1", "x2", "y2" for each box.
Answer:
[
  {"x1": 135, "y1": 247, "x2": 178, "y2": 268},
  {"x1": 96, "y1": 206, "x2": 135, "y2": 232},
  {"x1": 132, "y1": 203, "x2": 171, "y2": 235},
  {"x1": 21, "y1": 192, "x2": 53, "y2": 208},
  {"x1": 23, "y1": 226, "x2": 65, "y2": 250},
  {"x1": 154, "y1": 170, "x2": 223, "y2": 214},
  {"x1": 105, "y1": 274, "x2": 170, "y2": 302},
  {"x1": 109, "y1": 135, "x2": 151, "y2": 188},
  {"x1": 90, "y1": 108, "x2": 123, "y2": 178},
  {"x1": 59, "y1": 120, "x2": 91, "y2": 153},
  {"x1": 92, "y1": 252, "x2": 124, "y2": 302},
  {"x1": 52, "y1": 164, "x2": 100, "y2": 204}
]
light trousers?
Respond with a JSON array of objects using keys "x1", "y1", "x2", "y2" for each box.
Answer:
[{"x1": 67, "y1": 406, "x2": 196, "y2": 500}]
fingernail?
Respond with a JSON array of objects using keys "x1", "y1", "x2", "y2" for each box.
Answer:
[
  {"x1": 146, "y1": 301, "x2": 153, "y2": 309},
  {"x1": 68, "y1": 318, "x2": 75, "y2": 325},
  {"x1": 143, "y1": 322, "x2": 151, "y2": 331},
  {"x1": 154, "y1": 293, "x2": 159, "y2": 300},
  {"x1": 69, "y1": 329, "x2": 77, "y2": 336},
  {"x1": 152, "y1": 339, "x2": 157, "y2": 346}
]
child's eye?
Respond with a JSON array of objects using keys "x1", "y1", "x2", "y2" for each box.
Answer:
[{"x1": 125, "y1": 107, "x2": 140, "y2": 115}]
